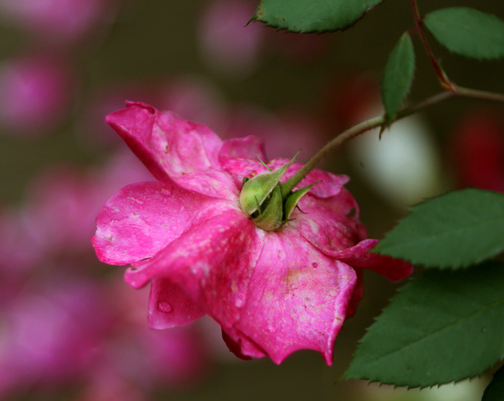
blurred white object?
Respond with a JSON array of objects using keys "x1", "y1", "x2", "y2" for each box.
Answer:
[{"x1": 348, "y1": 114, "x2": 443, "y2": 207}]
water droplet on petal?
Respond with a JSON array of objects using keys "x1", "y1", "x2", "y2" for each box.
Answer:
[
  {"x1": 267, "y1": 324, "x2": 276, "y2": 333},
  {"x1": 157, "y1": 302, "x2": 173, "y2": 313},
  {"x1": 312, "y1": 262, "x2": 318, "y2": 268}
]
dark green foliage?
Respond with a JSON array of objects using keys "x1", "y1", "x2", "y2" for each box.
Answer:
[
  {"x1": 424, "y1": 7, "x2": 504, "y2": 60},
  {"x1": 374, "y1": 189, "x2": 504, "y2": 269},
  {"x1": 344, "y1": 263, "x2": 504, "y2": 388},
  {"x1": 381, "y1": 32, "x2": 415, "y2": 121},
  {"x1": 253, "y1": 0, "x2": 383, "y2": 33}
]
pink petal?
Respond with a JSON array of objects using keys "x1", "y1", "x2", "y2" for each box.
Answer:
[
  {"x1": 154, "y1": 106, "x2": 222, "y2": 173},
  {"x1": 92, "y1": 180, "x2": 227, "y2": 265},
  {"x1": 105, "y1": 102, "x2": 164, "y2": 181},
  {"x1": 148, "y1": 278, "x2": 205, "y2": 329},
  {"x1": 346, "y1": 268, "x2": 363, "y2": 318},
  {"x1": 106, "y1": 102, "x2": 236, "y2": 198},
  {"x1": 219, "y1": 157, "x2": 266, "y2": 184},
  {"x1": 174, "y1": 169, "x2": 239, "y2": 200},
  {"x1": 293, "y1": 192, "x2": 366, "y2": 254},
  {"x1": 331, "y1": 239, "x2": 414, "y2": 282},
  {"x1": 219, "y1": 136, "x2": 267, "y2": 164},
  {"x1": 296, "y1": 168, "x2": 349, "y2": 198},
  {"x1": 125, "y1": 209, "x2": 263, "y2": 331},
  {"x1": 292, "y1": 195, "x2": 413, "y2": 282},
  {"x1": 229, "y1": 229, "x2": 357, "y2": 365}
]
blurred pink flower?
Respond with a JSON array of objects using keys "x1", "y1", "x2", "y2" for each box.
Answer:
[
  {"x1": 93, "y1": 102, "x2": 413, "y2": 365},
  {"x1": 0, "y1": 153, "x2": 207, "y2": 398},
  {"x1": 0, "y1": 208, "x2": 43, "y2": 279},
  {"x1": 0, "y1": 55, "x2": 73, "y2": 137},
  {"x1": 0, "y1": 277, "x2": 109, "y2": 397},
  {"x1": 0, "y1": 0, "x2": 118, "y2": 46},
  {"x1": 198, "y1": 0, "x2": 264, "y2": 76},
  {"x1": 451, "y1": 108, "x2": 504, "y2": 192}
]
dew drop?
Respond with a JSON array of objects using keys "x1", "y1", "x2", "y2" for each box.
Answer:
[
  {"x1": 312, "y1": 262, "x2": 318, "y2": 268},
  {"x1": 157, "y1": 302, "x2": 173, "y2": 313}
]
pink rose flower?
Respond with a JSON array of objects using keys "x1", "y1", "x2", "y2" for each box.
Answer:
[{"x1": 93, "y1": 101, "x2": 413, "y2": 365}]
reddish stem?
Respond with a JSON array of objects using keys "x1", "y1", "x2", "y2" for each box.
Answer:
[{"x1": 410, "y1": 0, "x2": 457, "y2": 91}]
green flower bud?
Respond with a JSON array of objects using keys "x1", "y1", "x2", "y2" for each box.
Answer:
[
  {"x1": 239, "y1": 158, "x2": 293, "y2": 215},
  {"x1": 239, "y1": 156, "x2": 318, "y2": 231},
  {"x1": 252, "y1": 185, "x2": 284, "y2": 231}
]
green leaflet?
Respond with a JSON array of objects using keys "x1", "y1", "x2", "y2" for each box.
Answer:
[
  {"x1": 381, "y1": 32, "x2": 416, "y2": 122},
  {"x1": 253, "y1": 0, "x2": 383, "y2": 33},
  {"x1": 373, "y1": 189, "x2": 504, "y2": 269},
  {"x1": 424, "y1": 7, "x2": 504, "y2": 60},
  {"x1": 344, "y1": 262, "x2": 504, "y2": 388}
]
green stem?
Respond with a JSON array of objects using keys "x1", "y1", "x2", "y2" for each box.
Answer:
[
  {"x1": 456, "y1": 86, "x2": 504, "y2": 103},
  {"x1": 284, "y1": 89, "x2": 488, "y2": 194},
  {"x1": 283, "y1": 1, "x2": 504, "y2": 196},
  {"x1": 282, "y1": 116, "x2": 383, "y2": 195}
]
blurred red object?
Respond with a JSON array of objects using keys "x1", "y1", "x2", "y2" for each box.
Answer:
[{"x1": 451, "y1": 108, "x2": 504, "y2": 192}]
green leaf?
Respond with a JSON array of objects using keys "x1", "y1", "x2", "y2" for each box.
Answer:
[
  {"x1": 424, "y1": 7, "x2": 504, "y2": 60},
  {"x1": 343, "y1": 262, "x2": 504, "y2": 388},
  {"x1": 374, "y1": 188, "x2": 504, "y2": 269},
  {"x1": 483, "y1": 366, "x2": 504, "y2": 401},
  {"x1": 381, "y1": 32, "x2": 415, "y2": 121},
  {"x1": 253, "y1": 0, "x2": 383, "y2": 33}
]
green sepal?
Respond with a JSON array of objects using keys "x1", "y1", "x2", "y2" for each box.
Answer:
[
  {"x1": 253, "y1": 185, "x2": 284, "y2": 231},
  {"x1": 284, "y1": 183, "x2": 318, "y2": 220},
  {"x1": 239, "y1": 156, "x2": 295, "y2": 216}
]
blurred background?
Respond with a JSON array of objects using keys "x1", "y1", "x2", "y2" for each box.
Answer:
[{"x1": 0, "y1": 0, "x2": 503, "y2": 400}]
